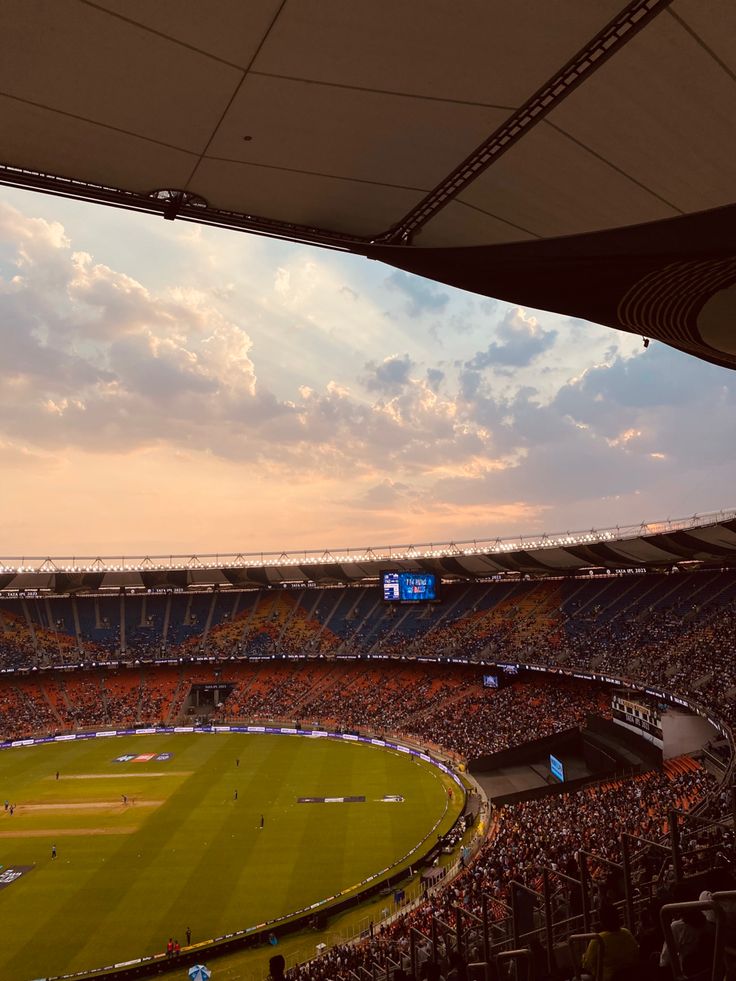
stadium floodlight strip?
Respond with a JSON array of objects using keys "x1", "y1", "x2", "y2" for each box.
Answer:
[{"x1": 0, "y1": 508, "x2": 733, "y2": 575}]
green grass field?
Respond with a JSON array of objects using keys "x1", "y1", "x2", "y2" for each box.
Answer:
[{"x1": 0, "y1": 733, "x2": 461, "y2": 980}]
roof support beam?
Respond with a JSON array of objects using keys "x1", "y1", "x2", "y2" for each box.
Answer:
[{"x1": 379, "y1": 0, "x2": 673, "y2": 245}]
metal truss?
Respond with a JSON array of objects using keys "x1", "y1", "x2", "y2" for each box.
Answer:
[
  {"x1": 0, "y1": 508, "x2": 732, "y2": 576},
  {"x1": 0, "y1": 165, "x2": 366, "y2": 253},
  {"x1": 380, "y1": 0, "x2": 673, "y2": 244}
]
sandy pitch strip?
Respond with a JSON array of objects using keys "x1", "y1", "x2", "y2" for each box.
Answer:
[
  {"x1": 0, "y1": 826, "x2": 138, "y2": 838},
  {"x1": 55, "y1": 771, "x2": 191, "y2": 779},
  {"x1": 12, "y1": 800, "x2": 163, "y2": 812}
]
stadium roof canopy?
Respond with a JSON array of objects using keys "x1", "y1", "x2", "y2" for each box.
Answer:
[
  {"x1": 1, "y1": 511, "x2": 735, "y2": 594},
  {"x1": 1, "y1": 1, "x2": 735, "y2": 368}
]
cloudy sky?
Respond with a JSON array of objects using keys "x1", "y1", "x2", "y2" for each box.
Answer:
[{"x1": 0, "y1": 186, "x2": 734, "y2": 557}]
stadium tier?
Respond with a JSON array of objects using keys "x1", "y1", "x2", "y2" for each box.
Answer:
[
  {"x1": 0, "y1": 569, "x2": 734, "y2": 979},
  {"x1": 1, "y1": 571, "x2": 735, "y2": 715}
]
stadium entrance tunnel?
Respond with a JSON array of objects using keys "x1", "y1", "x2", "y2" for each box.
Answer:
[{"x1": 185, "y1": 681, "x2": 235, "y2": 718}]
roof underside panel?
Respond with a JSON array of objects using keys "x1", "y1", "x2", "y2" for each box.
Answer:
[
  {"x1": 0, "y1": 1, "x2": 734, "y2": 366},
  {"x1": 544, "y1": 6, "x2": 736, "y2": 216},
  {"x1": 428, "y1": 120, "x2": 680, "y2": 247},
  {"x1": 603, "y1": 540, "x2": 687, "y2": 564},
  {"x1": 649, "y1": 531, "x2": 736, "y2": 558},
  {"x1": 92, "y1": 0, "x2": 284, "y2": 69},
  {"x1": 207, "y1": 75, "x2": 508, "y2": 195},
  {"x1": 189, "y1": 158, "x2": 424, "y2": 239},
  {"x1": 0, "y1": 93, "x2": 198, "y2": 193},
  {"x1": 0, "y1": 0, "x2": 242, "y2": 151},
  {"x1": 686, "y1": 524, "x2": 736, "y2": 548},
  {"x1": 0, "y1": 0, "x2": 722, "y2": 237},
  {"x1": 248, "y1": 0, "x2": 626, "y2": 106}
]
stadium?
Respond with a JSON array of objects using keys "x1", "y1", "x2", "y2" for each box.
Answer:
[
  {"x1": 1, "y1": 514, "x2": 736, "y2": 979},
  {"x1": 1, "y1": 2, "x2": 736, "y2": 981}
]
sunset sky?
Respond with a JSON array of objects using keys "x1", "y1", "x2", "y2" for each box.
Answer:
[{"x1": 0, "y1": 185, "x2": 734, "y2": 558}]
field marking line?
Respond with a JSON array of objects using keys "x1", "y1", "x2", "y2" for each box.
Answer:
[
  {"x1": 0, "y1": 826, "x2": 139, "y2": 838},
  {"x1": 53, "y1": 771, "x2": 192, "y2": 779}
]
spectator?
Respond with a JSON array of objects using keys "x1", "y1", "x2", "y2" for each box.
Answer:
[{"x1": 582, "y1": 903, "x2": 639, "y2": 980}]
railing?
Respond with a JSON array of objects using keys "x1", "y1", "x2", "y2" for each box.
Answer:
[
  {"x1": 328, "y1": 797, "x2": 736, "y2": 981},
  {"x1": 0, "y1": 656, "x2": 733, "y2": 980},
  {"x1": 660, "y1": 898, "x2": 727, "y2": 981}
]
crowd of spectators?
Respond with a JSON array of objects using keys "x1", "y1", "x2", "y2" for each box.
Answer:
[
  {"x1": 0, "y1": 635, "x2": 39, "y2": 670},
  {"x1": 218, "y1": 662, "x2": 327, "y2": 719},
  {"x1": 0, "y1": 681, "x2": 57, "y2": 735},
  {"x1": 1, "y1": 584, "x2": 734, "y2": 763},
  {"x1": 0, "y1": 668, "x2": 182, "y2": 737},
  {"x1": 0, "y1": 661, "x2": 609, "y2": 766},
  {"x1": 294, "y1": 666, "x2": 469, "y2": 733},
  {"x1": 285, "y1": 761, "x2": 726, "y2": 981},
  {"x1": 209, "y1": 663, "x2": 609, "y2": 761},
  {"x1": 0, "y1": 574, "x2": 734, "y2": 979},
  {"x1": 411, "y1": 678, "x2": 608, "y2": 759}
]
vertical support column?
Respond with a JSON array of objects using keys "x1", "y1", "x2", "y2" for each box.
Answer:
[
  {"x1": 669, "y1": 810, "x2": 683, "y2": 884},
  {"x1": 510, "y1": 882, "x2": 521, "y2": 949},
  {"x1": 21, "y1": 598, "x2": 39, "y2": 655},
  {"x1": 482, "y1": 895, "x2": 490, "y2": 968},
  {"x1": 579, "y1": 854, "x2": 591, "y2": 933},
  {"x1": 120, "y1": 590, "x2": 126, "y2": 656},
  {"x1": 542, "y1": 869, "x2": 555, "y2": 975},
  {"x1": 621, "y1": 835, "x2": 635, "y2": 931},
  {"x1": 162, "y1": 594, "x2": 172, "y2": 652},
  {"x1": 201, "y1": 589, "x2": 218, "y2": 654},
  {"x1": 71, "y1": 594, "x2": 83, "y2": 657}
]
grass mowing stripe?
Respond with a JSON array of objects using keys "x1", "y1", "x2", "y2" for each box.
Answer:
[
  {"x1": 152, "y1": 735, "x2": 286, "y2": 948},
  {"x1": 279, "y1": 739, "x2": 355, "y2": 918},
  {"x1": 0, "y1": 834, "x2": 140, "y2": 979},
  {"x1": 68, "y1": 733, "x2": 239, "y2": 968},
  {"x1": 74, "y1": 732, "x2": 302, "y2": 961},
  {"x1": 0, "y1": 738, "x2": 208, "y2": 977},
  {"x1": 221, "y1": 732, "x2": 308, "y2": 927},
  {"x1": 198, "y1": 766, "x2": 464, "y2": 981},
  {"x1": 0, "y1": 733, "x2": 461, "y2": 980},
  {"x1": 0, "y1": 826, "x2": 139, "y2": 837}
]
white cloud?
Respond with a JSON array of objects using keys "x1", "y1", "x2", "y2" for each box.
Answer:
[
  {"x1": 362, "y1": 353, "x2": 415, "y2": 393},
  {"x1": 0, "y1": 190, "x2": 733, "y2": 553},
  {"x1": 466, "y1": 306, "x2": 557, "y2": 369}
]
